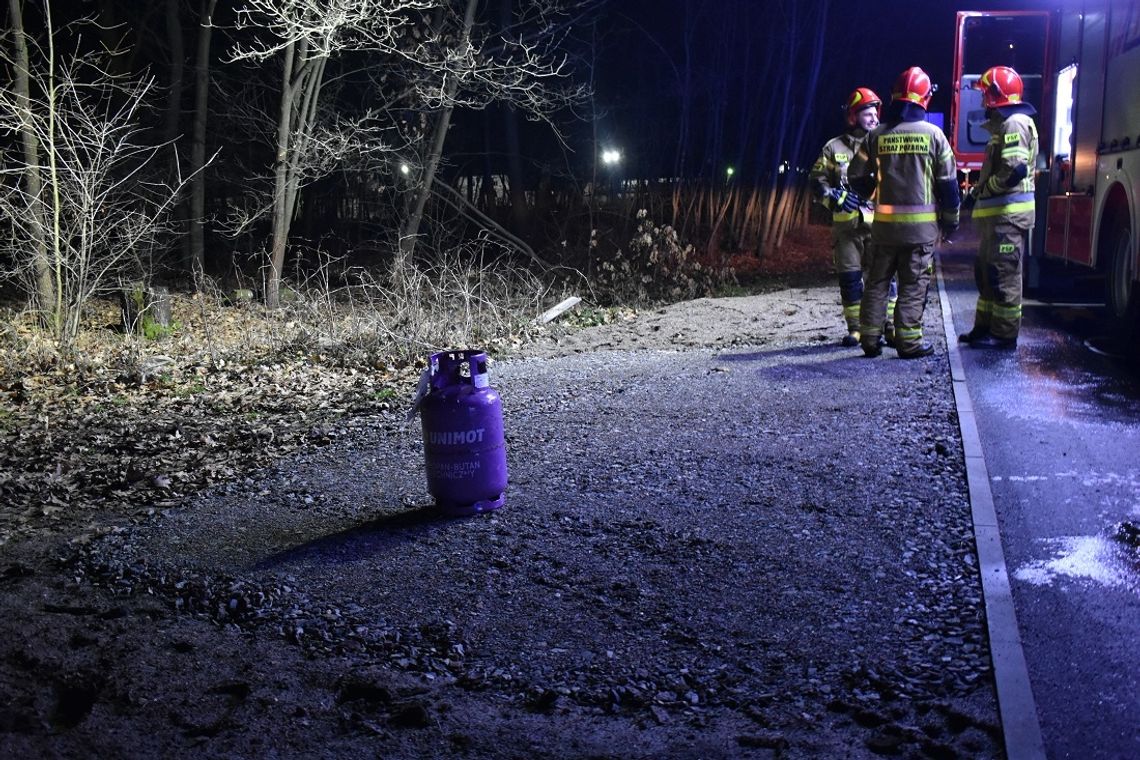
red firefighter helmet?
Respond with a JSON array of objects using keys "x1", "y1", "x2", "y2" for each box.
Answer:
[
  {"x1": 845, "y1": 87, "x2": 882, "y2": 127},
  {"x1": 891, "y1": 66, "x2": 934, "y2": 110},
  {"x1": 976, "y1": 65, "x2": 1024, "y2": 108}
]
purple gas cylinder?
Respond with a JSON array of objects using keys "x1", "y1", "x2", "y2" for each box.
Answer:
[{"x1": 417, "y1": 350, "x2": 507, "y2": 515}]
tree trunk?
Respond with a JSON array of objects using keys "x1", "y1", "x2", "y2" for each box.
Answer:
[
  {"x1": 7, "y1": 0, "x2": 54, "y2": 318},
  {"x1": 499, "y1": 0, "x2": 527, "y2": 232},
  {"x1": 585, "y1": 17, "x2": 600, "y2": 271},
  {"x1": 120, "y1": 283, "x2": 173, "y2": 335},
  {"x1": 163, "y1": 0, "x2": 189, "y2": 273},
  {"x1": 267, "y1": 42, "x2": 297, "y2": 309},
  {"x1": 284, "y1": 56, "x2": 325, "y2": 241},
  {"x1": 758, "y1": 20, "x2": 796, "y2": 257},
  {"x1": 501, "y1": 105, "x2": 527, "y2": 229},
  {"x1": 397, "y1": 0, "x2": 479, "y2": 272},
  {"x1": 266, "y1": 40, "x2": 324, "y2": 309},
  {"x1": 188, "y1": 0, "x2": 218, "y2": 282},
  {"x1": 162, "y1": 0, "x2": 185, "y2": 147},
  {"x1": 673, "y1": 0, "x2": 697, "y2": 187}
]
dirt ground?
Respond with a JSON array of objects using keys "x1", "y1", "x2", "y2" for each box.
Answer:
[{"x1": 0, "y1": 274, "x2": 1003, "y2": 759}]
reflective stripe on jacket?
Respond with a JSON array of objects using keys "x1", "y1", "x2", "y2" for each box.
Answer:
[
  {"x1": 973, "y1": 112, "x2": 1038, "y2": 228},
  {"x1": 973, "y1": 192, "x2": 1035, "y2": 218},
  {"x1": 875, "y1": 203, "x2": 937, "y2": 223},
  {"x1": 867, "y1": 120, "x2": 958, "y2": 245}
]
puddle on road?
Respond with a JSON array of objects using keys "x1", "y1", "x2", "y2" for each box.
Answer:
[
  {"x1": 1014, "y1": 532, "x2": 1140, "y2": 593},
  {"x1": 981, "y1": 358, "x2": 1140, "y2": 427}
]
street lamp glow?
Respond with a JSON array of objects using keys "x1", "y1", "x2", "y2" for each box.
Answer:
[
  {"x1": 601, "y1": 149, "x2": 622, "y2": 165},
  {"x1": 725, "y1": 166, "x2": 736, "y2": 178},
  {"x1": 400, "y1": 163, "x2": 411, "y2": 175}
]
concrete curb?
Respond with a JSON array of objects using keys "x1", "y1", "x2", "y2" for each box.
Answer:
[{"x1": 934, "y1": 256, "x2": 1047, "y2": 760}]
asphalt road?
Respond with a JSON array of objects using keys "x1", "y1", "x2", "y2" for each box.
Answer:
[{"x1": 938, "y1": 230, "x2": 1140, "y2": 760}]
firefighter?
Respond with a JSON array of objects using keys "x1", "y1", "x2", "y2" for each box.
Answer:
[
  {"x1": 858, "y1": 67, "x2": 960, "y2": 358},
  {"x1": 810, "y1": 88, "x2": 896, "y2": 346},
  {"x1": 958, "y1": 65, "x2": 1039, "y2": 349}
]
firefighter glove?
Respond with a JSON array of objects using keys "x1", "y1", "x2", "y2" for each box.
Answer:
[
  {"x1": 827, "y1": 188, "x2": 862, "y2": 212},
  {"x1": 962, "y1": 189, "x2": 978, "y2": 210}
]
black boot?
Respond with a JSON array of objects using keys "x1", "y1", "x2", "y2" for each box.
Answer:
[
  {"x1": 958, "y1": 328, "x2": 987, "y2": 344},
  {"x1": 897, "y1": 342, "x2": 935, "y2": 359},
  {"x1": 969, "y1": 334, "x2": 1017, "y2": 350}
]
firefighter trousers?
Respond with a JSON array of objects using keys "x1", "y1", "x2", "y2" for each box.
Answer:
[
  {"x1": 970, "y1": 220, "x2": 1025, "y2": 341},
  {"x1": 834, "y1": 224, "x2": 896, "y2": 334},
  {"x1": 859, "y1": 242, "x2": 934, "y2": 355}
]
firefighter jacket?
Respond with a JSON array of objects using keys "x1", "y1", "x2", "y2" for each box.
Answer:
[
  {"x1": 866, "y1": 118, "x2": 959, "y2": 246},
  {"x1": 972, "y1": 110, "x2": 1038, "y2": 230},
  {"x1": 810, "y1": 131, "x2": 874, "y2": 229}
]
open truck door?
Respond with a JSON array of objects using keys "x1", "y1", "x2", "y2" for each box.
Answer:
[
  {"x1": 950, "y1": 11, "x2": 1053, "y2": 176},
  {"x1": 949, "y1": 11, "x2": 1053, "y2": 288}
]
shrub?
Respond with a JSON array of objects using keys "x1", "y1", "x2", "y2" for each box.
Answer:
[{"x1": 593, "y1": 210, "x2": 732, "y2": 306}]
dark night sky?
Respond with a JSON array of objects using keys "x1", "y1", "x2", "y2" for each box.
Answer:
[{"x1": 585, "y1": 0, "x2": 1055, "y2": 179}]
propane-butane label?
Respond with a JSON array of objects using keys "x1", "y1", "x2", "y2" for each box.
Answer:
[{"x1": 429, "y1": 459, "x2": 482, "y2": 480}]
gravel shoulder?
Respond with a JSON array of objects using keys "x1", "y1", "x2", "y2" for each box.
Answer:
[{"x1": 0, "y1": 280, "x2": 1003, "y2": 758}]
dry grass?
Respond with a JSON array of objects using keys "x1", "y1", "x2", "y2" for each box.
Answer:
[{"x1": 0, "y1": 251, "x2": 567, "y2": 386}]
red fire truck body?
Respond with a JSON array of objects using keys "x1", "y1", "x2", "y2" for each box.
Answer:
[{"x1": 950, "y1": 2, "x2": 1140, "y2": 340}]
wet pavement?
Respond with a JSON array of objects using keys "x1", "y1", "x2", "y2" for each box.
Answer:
[{"x1": 939, "y1": 231, "x2": 1140, "y2": 760}]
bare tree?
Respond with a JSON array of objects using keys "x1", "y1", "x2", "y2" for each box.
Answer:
[
  {"x1": 0, "y1": 10, "x2": 194, "y2": 350},
  {"x1": 224, "y1": 0, "x2": 426, "y2": 306},
  {"x1": 397, "y1": 0, "x2": 593, "y2": 269},
  {"x1": 396, "y1": 0, "x2": 478, "y2": 273},
  {"x1": 188, "y1": 0, "x2": 219, "y2": 280},
  {"x1": 225, "y1": 0, "x2": 589, "y2": 307}
]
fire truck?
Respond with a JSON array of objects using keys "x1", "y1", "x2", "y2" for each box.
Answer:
[{"x1": 949, "y1": 1, "x2": 1140, "y2": 344}]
